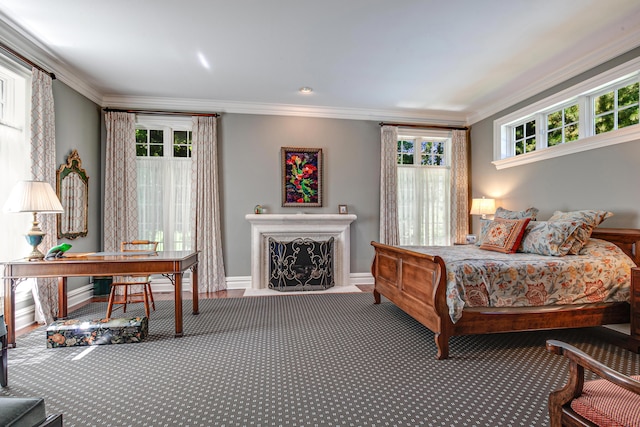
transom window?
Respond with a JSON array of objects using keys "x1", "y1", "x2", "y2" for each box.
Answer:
[
  {"x1": 136, "y1": 128, "x2": 192, "y2": 157},
  {"x1": 493, "y1": 57, "x2": 640, "y2": 169},
  {"x1": 593, "y1": 81, "x2": 639, "y2": 134},
  {"x1": 397, "y1": 138, "x2": 447, "y2": 166},
  {"x1": 547, "y1": 104, "x2": 579, "y2": 146}
]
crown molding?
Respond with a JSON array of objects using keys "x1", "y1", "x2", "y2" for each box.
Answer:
[
  {"x1": 3, "y1": 9, "x2": 638, "y2": 128},
  {"x1": 0, "y1": 14, "x2": 103, "y2": 105},
  {"x1": 101, "y1": 95, "x2": 469, "y2": 125},
  {"x1": 466, "y1": 25, "x2": 640, "y2": 124}
]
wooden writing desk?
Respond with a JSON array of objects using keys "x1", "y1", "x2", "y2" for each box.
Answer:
[{"x1": 2, "y1": 251, "x2": 198, "y2": 347}]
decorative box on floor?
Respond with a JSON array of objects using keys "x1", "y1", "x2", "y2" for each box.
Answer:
[{"x1": 46, "y1": 317, "x2": 148, "y2": 348}]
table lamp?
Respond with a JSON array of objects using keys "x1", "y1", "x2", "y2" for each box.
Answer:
[
  {"x1": 3, "y1": 180, "x2": 64, "y2": 260},
  {"x1": 469, "y1": 197, "x2": 496, "y2": 219}
]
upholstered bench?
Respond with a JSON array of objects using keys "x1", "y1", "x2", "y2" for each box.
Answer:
[
  {"x1": 0, "y1": 397, "x2": 63, "y2": 426},
  {"x1": 46, "y1": 317, "x2": 148, "y2": 348},
  {"x1": 546, "y1": 339, "x2": 640, "y2": 426}
]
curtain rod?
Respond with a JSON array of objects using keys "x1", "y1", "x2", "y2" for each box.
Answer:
[
  {"x1": 0, "y1": 42, "x2": 56, "y2": 79},
  {"x1": 103, "y1": 107, "x2": 219, "y2": 117},
  {"x1": 379, "y1": 121, "x2": 468, "y2": 131}
]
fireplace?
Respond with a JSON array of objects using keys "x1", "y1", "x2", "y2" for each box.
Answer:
[
  {"x1": 268, "y1": 237, "x2": 334, "y2": 291},
  {"x1": 245, "y1": 214, "x2": 357, "y2": 289}
]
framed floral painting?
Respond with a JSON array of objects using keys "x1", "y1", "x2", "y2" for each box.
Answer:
[{"x1": 281, "y1": 147, "x2": 323, "y2": 207}]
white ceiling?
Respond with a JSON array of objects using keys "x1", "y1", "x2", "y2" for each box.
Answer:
[{"x1": 1, "y1": 0, "x2": 639, "y2": 124}]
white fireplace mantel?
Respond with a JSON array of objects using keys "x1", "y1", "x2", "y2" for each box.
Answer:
[{"x1": 246, "y1": 213, "x2": 357, "y2": 289}]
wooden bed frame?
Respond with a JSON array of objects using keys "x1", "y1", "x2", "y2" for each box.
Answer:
[{"x1": 371, "y1": 228, "x2": 640, "y2": 360}]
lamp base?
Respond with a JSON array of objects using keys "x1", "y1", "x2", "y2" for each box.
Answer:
[{"x1": 25, "y1": 232, "x2": 45, "y2": 261}]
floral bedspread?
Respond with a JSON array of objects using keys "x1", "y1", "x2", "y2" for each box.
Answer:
[{"x1": 401, "y1": 239, "x2": 635, "y2": 323}]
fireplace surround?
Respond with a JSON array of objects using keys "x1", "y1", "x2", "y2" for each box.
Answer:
[{"x1": 246, "y1": 213, "x2": 357, "y2": 289}]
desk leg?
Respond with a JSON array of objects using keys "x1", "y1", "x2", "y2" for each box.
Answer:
[
  {"x1": 57, "y1": 277, "x2": 68, "y2": 319},
  {"x1": 4, "y1": 278, "x2": 16, "y2": 348},
  {"x1": 174, "y1": 272, "x2": 183, "y2": 337},
  {"x1": 192, "y1": 265, "x2": 199, "y2": 315}
]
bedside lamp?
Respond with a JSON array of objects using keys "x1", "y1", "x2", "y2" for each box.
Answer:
[
  {"x1": 470, "y1": 197, "x2": 496, "y2": 220},
  {"x1": 3, "y1": 180, "x2": 64, "y2": 260}
]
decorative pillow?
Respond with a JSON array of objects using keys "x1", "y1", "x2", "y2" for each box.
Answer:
[
  {"x1": 548, "y1": 210, "x2": 614, "y2": 254},
  {"x1": 494, "y1": 206, "x2": 539, "y2": 221},
  {"x1": 475, "y1": 218, "x2": 492, "y2": 246},
  {"x1": 479, "y1": 218, "x2": 531, "y2": 254},
  {"x1": 518, "y1": 221, "x2": 582, "y2": 256}
]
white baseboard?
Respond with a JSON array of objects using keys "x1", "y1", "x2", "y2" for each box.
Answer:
[{"x1": 224, "y1": 273, "x2": 373, "y2": 290}]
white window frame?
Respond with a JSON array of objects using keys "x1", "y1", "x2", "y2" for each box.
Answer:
[
  {"x1": 493, "y1": 56, "x2": 640, "y2": 170},
  {"x1": 135, "y1": 116, "x2": 193, "y2": 158}
]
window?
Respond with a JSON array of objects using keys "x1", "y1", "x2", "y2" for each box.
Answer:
[
  {"x1": 135, "y1": 117, "x2": 193, "y2": 252},
  {"x1": 593, "y1": 81, "x2": 639, "y2": 134},
  {"x1": 547, "y1": 104, "x2": 579, "y2": 146},
  {"x1": 493, "y1": 57, "x2": 640, "y2": 169},
  {"x1": 0, "y1": 56, "x2": 30, "y2": 265},
  {"x1": 396, "y1": 131, "x2": 451, "y2": 246}
]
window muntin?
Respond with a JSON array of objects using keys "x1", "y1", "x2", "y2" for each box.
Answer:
[
  {"x1": 494, "y1": 59, "x2": 640, "y2": 169},
  {"x1": 547, "y1": 104, "x2": 579, "y2": 146},
  {"x1": 173, "y1": 130, "x2": 192, "y2": 158},
  {"x1": 136, "y1": 129, "x2": 164, "y2": 156},
  {"x1": 594, "y1": 81, "x2": 639, "y2": 134},
  {"x1": 514, "y1": 119, "x2": 536, "y2": 155},
  {"x1": 397, "y1": 138, "x2": 447, "y2": 167}
]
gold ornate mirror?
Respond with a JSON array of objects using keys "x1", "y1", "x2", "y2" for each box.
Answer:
[{"x1": 56, "y1": 149, "x2": 89, "y2": 239}]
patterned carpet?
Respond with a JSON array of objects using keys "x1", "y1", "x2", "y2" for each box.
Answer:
[{"x1": 2, "y1": 293, "x2": 639, "y2": 427}]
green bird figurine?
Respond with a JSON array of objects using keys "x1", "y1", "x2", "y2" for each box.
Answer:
[{"x1": 45, "y1": 243, "x2": 72, "y2": 260}]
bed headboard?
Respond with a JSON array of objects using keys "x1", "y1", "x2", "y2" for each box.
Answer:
[{"x1": 591, "y1": 227, "x2": 640, "y2": 266}]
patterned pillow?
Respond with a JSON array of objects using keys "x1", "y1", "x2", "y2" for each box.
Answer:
[
  {"x1": 479, "y1": 218, "x2": 531, "y2": 254},
  {"x1": 494, "y1": 206, "x2": 539, "y2": 220},
  {"x1": 475, "y1": 218, "x2": 492, "y2": 246},
  {"x1": 518, "y1": 221, "x2": 582, "y2": 256},
  {"x1": 548, "y1": 210, "x2": 614, "y2": 254}
]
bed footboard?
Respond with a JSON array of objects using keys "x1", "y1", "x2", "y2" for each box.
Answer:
[{"x1": 371, "y1": 241, "x2": 452, "y2": 359}]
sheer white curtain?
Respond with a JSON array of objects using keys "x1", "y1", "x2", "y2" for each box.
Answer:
[
  {"x1": 397, "y1": 166, "x2": 451, "y2": 246},
  {"x1": 0, "y1": 125, "x2": 31, "y2": 263},
  {"x1": 450, "y1": 130, "x2": 469, "y2": 244},
  {"x1": 191, "y1": 116, "x2": 226, "y2": 292},
  {"x1": 104, "y1": 111, "x2": 138, "y2": 251},
  {"x1": 379, "y1": 125, "x2": 399, "y2": 245},
  {"x1": 30, "y1": 68, "x2": 57, "y2": 323},
  {"x1": 137, "y1": 157, "x2": 192, "y2": 250}
]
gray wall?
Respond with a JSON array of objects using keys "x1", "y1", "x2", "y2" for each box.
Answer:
[
  {"x1": 218, "y1": 114, "x2": 380, "y2": 276},
  {"x1": 470, "y1": 47, "x2": 640, "y2": 232},
  {"x1": 52, "y1": 80, "x2": 102, "y2": 289}
]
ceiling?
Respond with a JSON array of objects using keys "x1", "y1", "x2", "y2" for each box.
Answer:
[{"x1": 1, "y1": 0, "x2": 640, "y2": 124}]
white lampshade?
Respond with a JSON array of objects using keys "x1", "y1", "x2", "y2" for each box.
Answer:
[
  {"x1": 469, "y1": 197, "x2": 496, "y2": 217},
  {"x1": 3, "y1": 180, "x2": 63, "y2": 213}
]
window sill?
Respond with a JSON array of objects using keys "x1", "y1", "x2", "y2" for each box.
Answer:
[{"x1": 492, "y1": 124, "x2": 640, "y2": 170}]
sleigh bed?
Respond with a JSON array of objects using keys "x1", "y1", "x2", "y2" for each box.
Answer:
[{"x1": 371, "y1": 227, "x2": 640, "y2": 359}]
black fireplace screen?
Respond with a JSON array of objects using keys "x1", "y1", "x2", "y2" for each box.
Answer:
[{"x1": 268, "y1": 237, "x2": 335, "y2": 291}]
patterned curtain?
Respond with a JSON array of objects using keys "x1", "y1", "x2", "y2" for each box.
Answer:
[
  {"x1": 191, "y1": 116, "x2": 226, "y2": 292},
  {"x1": 30, "y1": 68, "x2": 57, "y2": 324},
  {"x1": 450, "y1": 129, "x2": 469, "y2": 244},
  {"x1": 104, "y1": 112, "x2": 138, "y2": 251},
  {"x1": 379, "y1": 125, "x2": 399, "y2": 245}
]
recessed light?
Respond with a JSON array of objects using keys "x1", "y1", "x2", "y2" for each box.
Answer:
[{"x1": 299, "y1": 86, "x2": 313, "y2": 94}]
